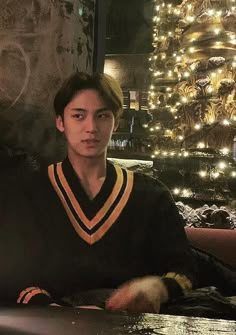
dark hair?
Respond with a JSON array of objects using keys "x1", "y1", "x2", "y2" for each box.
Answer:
[{"x1": 54, "y1": 72, "x2": 123, "y2": 119}]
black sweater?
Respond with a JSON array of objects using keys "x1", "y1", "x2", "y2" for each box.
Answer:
[{"x1": 0, "y1": 158, "x2": 197, "y2": 305}]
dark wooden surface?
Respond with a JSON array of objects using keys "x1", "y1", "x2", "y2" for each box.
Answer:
[{"x1": 0, "y1": 307, "x2": 235, "y2": 335}]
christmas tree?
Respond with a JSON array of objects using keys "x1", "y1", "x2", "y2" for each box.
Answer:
[{"x1": 148, "y1": 0, "x2": 236, "y2": 205}]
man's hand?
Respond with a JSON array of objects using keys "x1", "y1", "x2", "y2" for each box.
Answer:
[{"x1": 105, "y1": 276, "x2": 169, "y2": 313}]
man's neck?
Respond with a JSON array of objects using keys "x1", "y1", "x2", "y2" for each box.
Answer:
[{"x1": 67, "y1": 154, "x2": 107, "y2": 199}]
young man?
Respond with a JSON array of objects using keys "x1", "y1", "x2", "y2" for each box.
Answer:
[
  {"x1": 46, "y1": 72, "x2": 198, "y2": 312},
  {"x1": 0, "y1": 72, "x2": 198, "y2": 312}
]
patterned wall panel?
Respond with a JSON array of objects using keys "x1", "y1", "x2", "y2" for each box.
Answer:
[{"x1": 0, "y1": 0, "x2": 95, "y2": 162}]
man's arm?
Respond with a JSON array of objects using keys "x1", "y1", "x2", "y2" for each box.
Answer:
[
  {"x1": 16, "y1": 287, "x2": 54, "y2": 305},
  {"x1": 106, "y1": 180, "x2": 197, "y2": 313}
]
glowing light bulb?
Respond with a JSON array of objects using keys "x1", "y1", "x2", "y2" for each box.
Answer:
[
  {"x1": 199, "y1": 170, "x2": 207, "y2": 178},
  {"x1": 212, "y1": 172, "x2": 220, "y2": 179},
  {"x1": 194, "y1": 124, "x2": 201, "y2": 130},
  {"x1": 173, "y1": 188, "x2": 180, "y2": 195},
  {"x1": 222, "y1": 119, "x2": 230, "y2": 126},
  {"x1": 182, "y1": 189, "x2": 191, "y2": 197},
  {"x1": 197, "y1": 142, "x2": 205, "y2": 149},
  {"x1": 218, "y1": 161, "x2": 227, "y2": 170},
  {"x1": 220, "y1": 147, "x2": 229, "y2": 155},
  {"x1": 187, "y1": 16, "x2": 195, "y2": 22}
]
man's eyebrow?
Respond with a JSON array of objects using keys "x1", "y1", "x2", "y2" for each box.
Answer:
[
  {"x1": 96, "y1": 107, "x2": 110, "y2": 113},
  {"x1": 71, "y1": 107, "x2": 110, "y2": 112},
  {"x1": 71, "y1": 108, "x2": 86, "y2": 112}
]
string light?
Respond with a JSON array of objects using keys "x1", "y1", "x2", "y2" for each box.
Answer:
[
  {"x1": 212, "y1": 171, "x2": 220, "y2": 179},
  {"x1": 214, "y1": 28, "x2": 221, "y2": 35},
  {"x1": 222, "y1": 119, "x2": 230, "y2": 126},
  {"x1": 218, "y1": 161, "x2": 227, "y2": 170},
  {"x1": 146, "y1": 0, "x2": 236, "y2": 202},
  {"x1": 197, "y1": 142, "x2": 205, "y2": 149},
  {"x1": 173, "y1": 188, "x2": 180, "y2": 195},
  {"x1": 194, "y1": 124, "x2": 201, "y2": 130},
  {"x1": 220, "y1": 148, "x2": 230, "y2": 155},
  {"x1": 199, "y1": 170, "x2": 207, "y2": 178}
]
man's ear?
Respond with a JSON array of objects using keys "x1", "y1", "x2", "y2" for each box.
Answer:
[{"x1": 56, "y1": 115, "x2": 64, "y2": 132}]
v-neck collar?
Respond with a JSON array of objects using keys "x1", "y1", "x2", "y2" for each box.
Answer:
[
  {"x1": 62, "y1": 157, "x2": 113, "y2": 207},
  {"x1": 48, "y1": 158, "x2": 134, "y2": 245}
]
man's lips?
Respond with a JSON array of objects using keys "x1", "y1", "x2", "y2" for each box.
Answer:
[{"x1": 82, "y1": 139, "x2": 100, "y2": 143}]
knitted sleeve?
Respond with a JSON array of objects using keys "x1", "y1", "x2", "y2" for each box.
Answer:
[
  {"x1": 148, "y1": 178, "x2": 198, "y2": 300},
  {"x1": 17, "y1": 287, "x2": 54, "y2": 305}
]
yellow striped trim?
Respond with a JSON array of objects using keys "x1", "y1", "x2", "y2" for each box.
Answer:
[
  {"x1": 163, "y1": 272, "x2": 192, "y2": 295},
  {"x1": 17, "y1": 286, "x2": 39, "y2": 303},
  {"x1": 48, "y1": 163, "x2": 134, "y2": 245},
  {"x1": 17, "y1": 287, "x2": 51, "y2": 304},
  {"x1": 23, "y1": 288, "x2": 50, "y2": 304},
  {"x1": 90, "y1": 168, "x2": 133, "y2": 244}
]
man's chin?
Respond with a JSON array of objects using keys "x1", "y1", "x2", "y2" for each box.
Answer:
[{"x1": 80, "y1": 151, "x2": 106, "y2": 159}]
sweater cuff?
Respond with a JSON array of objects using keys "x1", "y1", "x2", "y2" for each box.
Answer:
[
  {"x1": 162, "y1": 273, "x2": 192, "y2": 301},
  {"x1": 17, "y1": 287, "x2": 53, "y2": 305}
]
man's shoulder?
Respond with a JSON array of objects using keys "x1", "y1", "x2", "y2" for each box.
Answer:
[{"x1": 133, "y1": 171, "x2": 169, "y2": 192}]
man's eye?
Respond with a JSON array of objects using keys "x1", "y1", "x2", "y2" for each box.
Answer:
[
  {"x1": 73, "y1": 114, "x2": 83, "y2": 119},
  {"x1": 98, "y1": 113, "x2": 110, "y2": 118}
]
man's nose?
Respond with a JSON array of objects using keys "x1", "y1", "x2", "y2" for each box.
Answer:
[{"x1": 86, "y1": 116, "x2": 98, "y2": 133}]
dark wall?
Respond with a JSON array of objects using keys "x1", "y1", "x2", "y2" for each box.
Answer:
[
  {"x1": 0, "y1": 0, "x2": 96, "y2": 162},
  {"x1": 105, "y1": 0, "x2": 153, "y2": 54}
]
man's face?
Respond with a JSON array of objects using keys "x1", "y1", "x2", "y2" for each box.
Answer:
[{"x1": 56, "y1": 89, "x2": 119, "y2": 160}]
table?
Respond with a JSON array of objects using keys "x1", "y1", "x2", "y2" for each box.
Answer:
[{"x1": 0, "y1": 307, "x2": 235, "y2": 335}]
